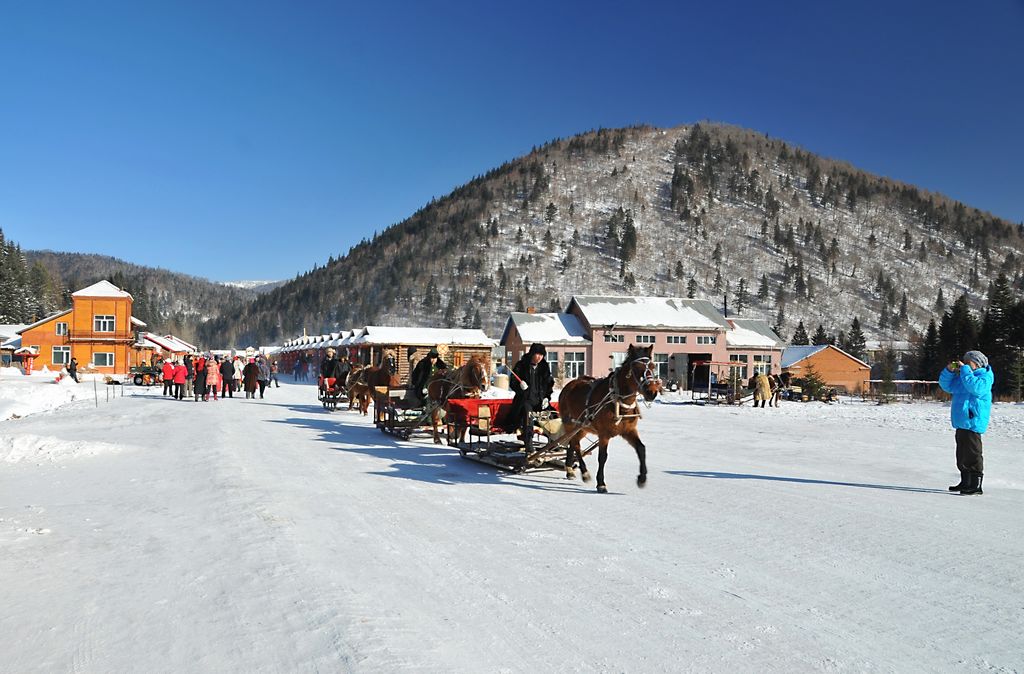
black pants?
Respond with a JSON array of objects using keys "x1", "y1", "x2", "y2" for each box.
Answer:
[
  {"x1": 258, "y1": 381, "x2": 267, "y2": 398},
  {"x1": 518, "y1": 402, "x2": 540, "y2": 451},
  {"x1": 174, "y1": 383, "x2": 184, "y2": 400},
  {"x1": 955, "y1": 429, "x2": 984, "y2": 474},
  {"x1": 163, "y1": 380, "x2": 173, "y2": 395},
  {"x1": 222, "y1": 380, "x2": 233, "y2": 397}
]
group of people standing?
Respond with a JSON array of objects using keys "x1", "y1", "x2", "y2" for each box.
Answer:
[
  {"x1": 160, "y1": 354, "x2": 279, "y2": 402},
  {"x1": 748, "y1": 372, "x2": 788, "y2": 408}
]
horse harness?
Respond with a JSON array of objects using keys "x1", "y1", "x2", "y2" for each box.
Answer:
[{"x1": 577, "y1": 356, "x2": 658, "y2": 427}]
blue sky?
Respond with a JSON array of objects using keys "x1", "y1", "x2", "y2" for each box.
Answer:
[{"x1": 1, "y1": 0, "x2": 1021, "y2": 281}]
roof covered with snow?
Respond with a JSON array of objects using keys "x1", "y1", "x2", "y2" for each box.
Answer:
[
  {"x1": 568, "y1": 296, "x2": 731, "y2": 330},
  {"x1": 0, "y1": 324, "x2": 27, "y2": 340},
  {"x1": 140, "y1": 333, "x2": 194, "y2": 353},
  {"x1": 72, "y1": 280, "x2": 133, "y2": 300},
  {"x1": 500, "y1": 312, "x2": 592, "y2": 346},
  {"x1": 17, "y1": 309, "x2": 73, "y2": 334},
  {"x1": 726, "y1": 319, "x2": 784, "y2": 348},
  {"x1": 782, "y1": 344, "x2": 870, "y2": 369},
  {"x1": 353, "y1": 326, "x2": 495, "y2": 347}
]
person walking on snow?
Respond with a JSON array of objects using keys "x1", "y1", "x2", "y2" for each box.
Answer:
[
  {"x1": 172, "y1": 360, "x2": 187, "y2": 400},
  {"x1": 193, "y1": 355, "x2": 207, "y2": 401},
  {"x1": 232, "y1": 357, "x2": 244, "y2": 393},
  {"x1": 162, "y1": 360, "x2": 175, "y2": 396},
  {"x1": 219, "y1": 357, "x2": 235, "y2": 398},
  {"x1": 938, "y1": 350, "x2": 994, "y2": 495},
  {"x1": 205, "y1": 356, "x2": 220, "y2": 401},
  {"x1": 270, "y1": 360, "x2": 280, "y2": 388},
  {"x1": 256, "y1": 356, "x2": 271, "y2": 399},
  {"x1": 243, "y1": 358, "x2": 260, "y2": 399},
  {"x1": 68, "y1": 357, "x2": 79, "y2": 383},
  {"x1": 753, "y1": 372, "x2": 771, "y2": 408}
]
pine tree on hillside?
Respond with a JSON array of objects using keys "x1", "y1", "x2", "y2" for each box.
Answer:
[
  {"x1": 979, "y1": 272, "x2": 1016, "y2": 392},
  {"x1": 791, "y1": 321, "x2": 810, "y2": 345},
  {"x1": 734, "y1": 278, "x2": 750, "y2": 315},
  {"x1": 916, "y1": 319, "x2": 942, "y2": 379},
  {"x1": 846, "y1": 317, "x2": 867, "y2": 361},
  {"x1": 757, "y1": 273, "x2": 769, "y2": 303},
  {"x1": 938, "y1": 293, "x2": 978, "y2": 363},
  {"x1": 686, "y1": 278, "x2": 697, "y2": 299},
  {"x1": 811, "y1": 324, "x2": 830, "y2": 345},
  {"x1": 801, "y1": 362, "x2": 826, "y2": 400}
]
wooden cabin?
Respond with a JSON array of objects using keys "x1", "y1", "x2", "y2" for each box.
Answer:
[
  {"x1": 17, "y1": 280, "x2": 146, "y2": 375},
  {"x1": 781, "y1": 344, "x2": 871, "y2": 395},
  {"x1": 351, "y1": 326, "x2": 496, "y2": 385}
]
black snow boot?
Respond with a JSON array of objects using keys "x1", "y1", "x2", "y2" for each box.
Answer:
[
  {"x1": 959, "y1": 472, "x2": 984, "y2": 495},
  {"x1": 949, "y1": 471, "x2": 968, "y2": 492}
]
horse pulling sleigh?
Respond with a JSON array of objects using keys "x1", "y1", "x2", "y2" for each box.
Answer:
[
  {"x1": 317, "y1": 375, "x2": 348, "y2": 410},
  {"x1": 449, "y1": 345, "x2": 662, "y2": 492},
  {"x1": 374, "y1": 358, "x2": 490, "y2": 441}
]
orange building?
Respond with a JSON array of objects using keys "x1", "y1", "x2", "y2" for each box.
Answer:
[
  {"x1": 17, "y1": 280, "x2": 147, "y2": 375},
  {"x1": 781, "y1": 344, "x2": 871, "y2": 395}
]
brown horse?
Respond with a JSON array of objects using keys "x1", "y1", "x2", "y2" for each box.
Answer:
[
  {"x1": 346, "y1": 365, "x2": 368, "y2": 413},
  {"x1": 425, "y1": 357, "x2": 489, "y2": 444},
  {"x1": 557, "y1": 344, "x2": 661, "y2": 493},
  {"x1": 364, "y1": 354, "x2": 399, "y2": 422}
]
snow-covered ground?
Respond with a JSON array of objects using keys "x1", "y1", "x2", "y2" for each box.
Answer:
[{"x1": 1, "y1": 382, "x2": 1022, "y2": 672}]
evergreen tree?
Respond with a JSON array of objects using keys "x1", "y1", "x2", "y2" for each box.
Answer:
[
  {"x1": 979, "y1": 272, "x2": 1016, "y2": 392},
  {"x1": 938, "y1": 293, "x2": 978, "y2": 363},
  {"x1": 811, "y1": 324, "x2": 830, "y2": 345},
  {"x1": 801, "y1": 362, "x2": 827, "y2": 400},
  {"x1": 846, "y1": 317, "x2": 867, "y2": 361},
  {"x1": 757, "y1": 273, "x2": 769, "y2": 303},
  {"x1": 620, "y1": 212, "x2": 638, "y2": 262},
  {"x1": 686, "y1": 278, "x2": 697, "y2": 299},
  {"x1": 935, "y1": 287, "x2": 946, "y2": 314},
  {"x1": 734, "y1": 278, "x2": 750, "y2": 315},
  {"x1": 544, "y1": 202, "x2": 558, "y2": 224},
  {"x1": 899, "y1": 291, "x2": 909, "y2": 321},
  {"x1": 712, "y1": 269, "x2": 723, "y2": 293},
  {"x1": 791, "y1": 320, "x2": 810, "y2": 345},
  {"x1": 916, "y1": 319, "x2": 942, "y2": 379},
  {"x1": 773, "y1": 306, "x2": 786, "y2": 341}
]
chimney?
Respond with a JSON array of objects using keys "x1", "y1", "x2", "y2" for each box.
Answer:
[{"x1": 526, "y1": 307, "x2": 536, "y2": 314}]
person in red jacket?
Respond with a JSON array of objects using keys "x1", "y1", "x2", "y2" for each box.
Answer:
[
  {"x1": 162, "y1": 360, "x2": 175, "y2": 396},
  {"x1": 172, "y1": 361, "x2": 187, "y2": 400}
]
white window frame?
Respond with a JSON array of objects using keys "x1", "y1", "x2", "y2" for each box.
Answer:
[
  {"x1": 636, "y1": 335, "x2": 656, "y2": 344},
  {"x1": 56, "y1": 322, "x2": 68, "y2": 336},
  {"x1": 729, "y1": 354, "x2": 748, "y2": 380},
  {"x1": 667, "y1": 335, "x2": 687, "y2": 344},
  {"x1": 547, "y1": 351, "x2": 559, "y2": 377},
  {"x1": 94, "y1": 315, "x2": 116, "y2": 333},
  {"x1": 52, "y1": 346, "x2": 71, "y2": 365},
  {"x1": 753, "y1": 354, "x2": 772, "y2": 375},
  {"x1": 603, "y1": 333, "x2": 624, "y2": 343},
  {"x1": 653, "y1": 353, "x2": 669, "y2": 380},
  {"x1": 697, "y1": 335, "x2": 717, "y2": 345},
  {"x1": 92, "y1": 352, "x2": 115, "y2": 367},
  {"x1": 564, "y1": 351, "x2": 586, "y2": 379}
]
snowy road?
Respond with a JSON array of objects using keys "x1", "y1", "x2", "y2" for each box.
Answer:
[{"x1": 1, "y1": 381, "x2": 1022, "y2": 672}]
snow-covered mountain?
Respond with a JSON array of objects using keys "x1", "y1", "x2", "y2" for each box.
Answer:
[
  {"x1": 197, "y1": 123, "x2": 1024, "y2": 347},
  {"x1": 220, "y1": 280, "x2": 285, "y2": 293}
]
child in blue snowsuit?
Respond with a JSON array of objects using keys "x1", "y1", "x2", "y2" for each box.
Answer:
[{"x1": 938, "y1": 350, "x2": 994, "y2": 495}]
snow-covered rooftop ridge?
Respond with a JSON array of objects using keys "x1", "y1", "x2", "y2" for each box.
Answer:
[
  {"x1": 16, "y1": 309, "x2": 73, "y2": 334},
  {"x1": 0, "y1": 324, "x2": 27, "y2": 340},
  {"x1": 139, "y1": 333, "x2": 195, "y2": 353},
  {"x1": 503, "y1": 312, "x2": 591, "y2": 345},
  {"x1": 569, "y1": 296, "x2": 731, "y2": 330},
  {"x1": 354, "y1": 326, "x2": 495, "y2": 346},
  {"x1": 781, "y1": 344, "x2": 870, "y2": 369},
  {"x1": 726, "y1": 319, "x2": 784, "y2": 348},
  {"x1": 71, "y1": 280, "x2": 133, "y2": 299}
]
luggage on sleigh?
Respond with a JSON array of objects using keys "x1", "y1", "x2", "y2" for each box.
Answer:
[
  {"x1": 318, "y1": 376, "x2": 348, "y2": 410},
  {"x1": 446, "y1": 397, "x2": 574, "y2": 473},
  {"x1": 374, "y1": 386, "x2": 445, "y2": 440}
]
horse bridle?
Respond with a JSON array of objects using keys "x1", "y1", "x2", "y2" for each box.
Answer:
[{"x1": 626, "y1": 356, "x2": 659, "y2": 387}]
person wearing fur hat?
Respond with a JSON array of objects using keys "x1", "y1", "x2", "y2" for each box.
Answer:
[
  {"x1": 938, "y1": 350, "x2": 994, "y2": 495},
  {"x1": 509, "y1": 343, "x2": 554, "y2": 452},
  {"x1": 409, "y1": 348, "x2": 448, "y2": 406}
]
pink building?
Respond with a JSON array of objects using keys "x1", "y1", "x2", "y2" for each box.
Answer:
[{"x1": 500, "y1": 295, "x2": 783, "y2": 389}]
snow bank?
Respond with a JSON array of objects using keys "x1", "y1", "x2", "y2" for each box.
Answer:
[
  {"x1": 0, "y1": 434, "x2": 125, "y2": 464},
  {"x1": 0, "y1": 372, "x2": 88, "y2": 421}
]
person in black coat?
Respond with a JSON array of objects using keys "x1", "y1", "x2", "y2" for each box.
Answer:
[
  {"x1": 410, "y1": 348, "x2": 448, "y2": 405},
  {"x1": 509, "y1": 343, "x2": 554, "y2": 452},
  {"x1": 219, "y1": 357, "x2": 235, "y2": 398},
  {"x1": 68, "y1": 357, "x2": 79, "y2": 383}
]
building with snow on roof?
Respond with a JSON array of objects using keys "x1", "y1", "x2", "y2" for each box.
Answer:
[
  {"x1": 781, "y1": 344, "x2": 871, "y2": 394},
  {"x1": 17, "y1": 280, "x2": 147, "y2": 375},
  {"x1": 500, "y1": 296, "x2": 783, "y2": 388}
]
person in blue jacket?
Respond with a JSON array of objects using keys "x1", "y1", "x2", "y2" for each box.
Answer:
[{"x1": 938, "y1": 350, "x2": 994, "y2": 495}]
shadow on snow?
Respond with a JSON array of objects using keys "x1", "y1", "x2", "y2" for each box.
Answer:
[
  {"x1": 265, "y1": 407, "x2": 592, "y2": 494},
  {"x1": 667, "y1": 470, "x2": 947, "y2": 494}
]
